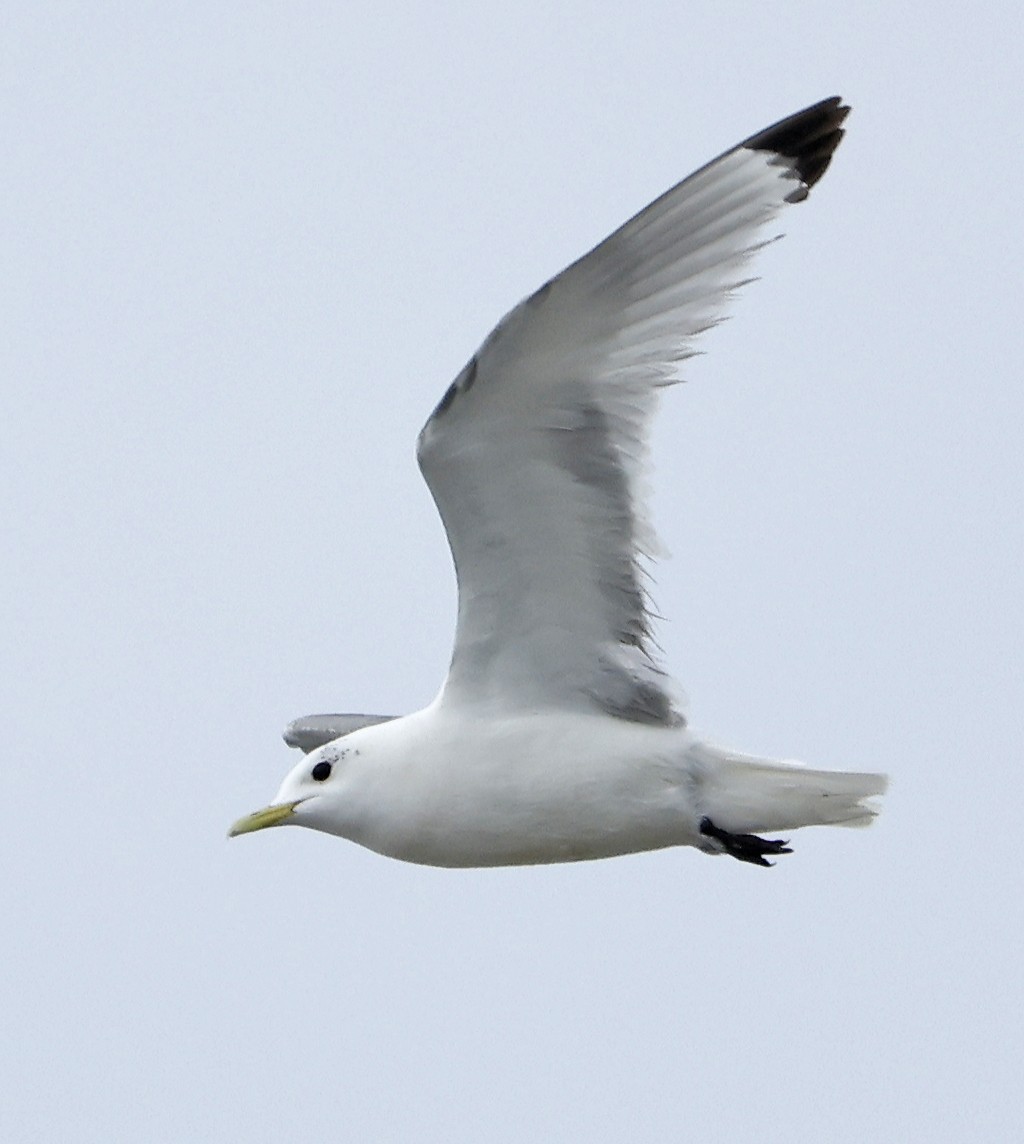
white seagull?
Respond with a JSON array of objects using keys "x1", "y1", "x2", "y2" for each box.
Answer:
[{"x1": 230, "y1": 97, "x2": 886, "y2": 868}]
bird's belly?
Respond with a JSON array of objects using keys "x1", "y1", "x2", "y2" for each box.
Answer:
[{"x1": 358, "y1": 744, "x2": 696, "y2": 868}]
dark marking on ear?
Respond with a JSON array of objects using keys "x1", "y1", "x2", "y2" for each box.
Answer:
[{"x1": 743, "y1": 96, "x2": 850, "y2": 198}]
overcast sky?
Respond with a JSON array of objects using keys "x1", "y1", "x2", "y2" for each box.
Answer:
[{"x1": 3, "y1": 3, "x2": 1022, "y2": 1141}]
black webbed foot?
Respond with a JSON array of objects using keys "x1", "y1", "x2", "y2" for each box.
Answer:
[{"x1": 699, "y1": 816, "x2": 793, "y2": 867}]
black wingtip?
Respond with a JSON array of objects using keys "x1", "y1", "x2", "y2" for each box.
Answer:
[{"x1": 743, "y1": 96, "x2": 850, "y2": 198}]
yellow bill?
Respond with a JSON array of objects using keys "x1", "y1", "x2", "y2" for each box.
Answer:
[{"x1": 228, "y1": 800, "x2": 303, "y2": 838}]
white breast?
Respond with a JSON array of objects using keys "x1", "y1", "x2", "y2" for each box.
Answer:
[{"x1": 338, "y1": 706, "x2": 698, "y2": 867}]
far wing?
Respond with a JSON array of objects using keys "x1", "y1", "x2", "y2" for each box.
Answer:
[{"x1": 283, "y1": 713, "x2": 398, "y2": 753}]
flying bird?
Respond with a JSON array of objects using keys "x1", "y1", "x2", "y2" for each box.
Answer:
[{"x1": 230, "y1": 97, "x2": 886, "y2": 868}]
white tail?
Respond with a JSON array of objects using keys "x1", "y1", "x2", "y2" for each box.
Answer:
[{"x1": 689, "y1": 741, "x2": 888, "y2": 835}]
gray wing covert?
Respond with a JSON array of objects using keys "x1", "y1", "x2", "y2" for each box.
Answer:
[{"x1": 283, "y1": 713, "x2": 398, "y2": 753}]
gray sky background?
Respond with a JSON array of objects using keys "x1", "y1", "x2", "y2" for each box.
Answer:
[{"x1": 4, "y1": 3, "x2": 1022, "y2": 1141}]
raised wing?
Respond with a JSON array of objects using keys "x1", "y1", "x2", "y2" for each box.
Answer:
[{"x1": 417, "y1": 98, "x2": 849, "y2": 724}]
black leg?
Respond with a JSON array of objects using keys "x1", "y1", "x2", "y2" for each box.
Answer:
[{"x1": 699, "y1": 816, "x2": 793, "y2": 867}]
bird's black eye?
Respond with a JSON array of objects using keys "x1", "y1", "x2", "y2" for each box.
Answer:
[{"x1": 311, "y1": 761, "x2": 332, "y2": 782}]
